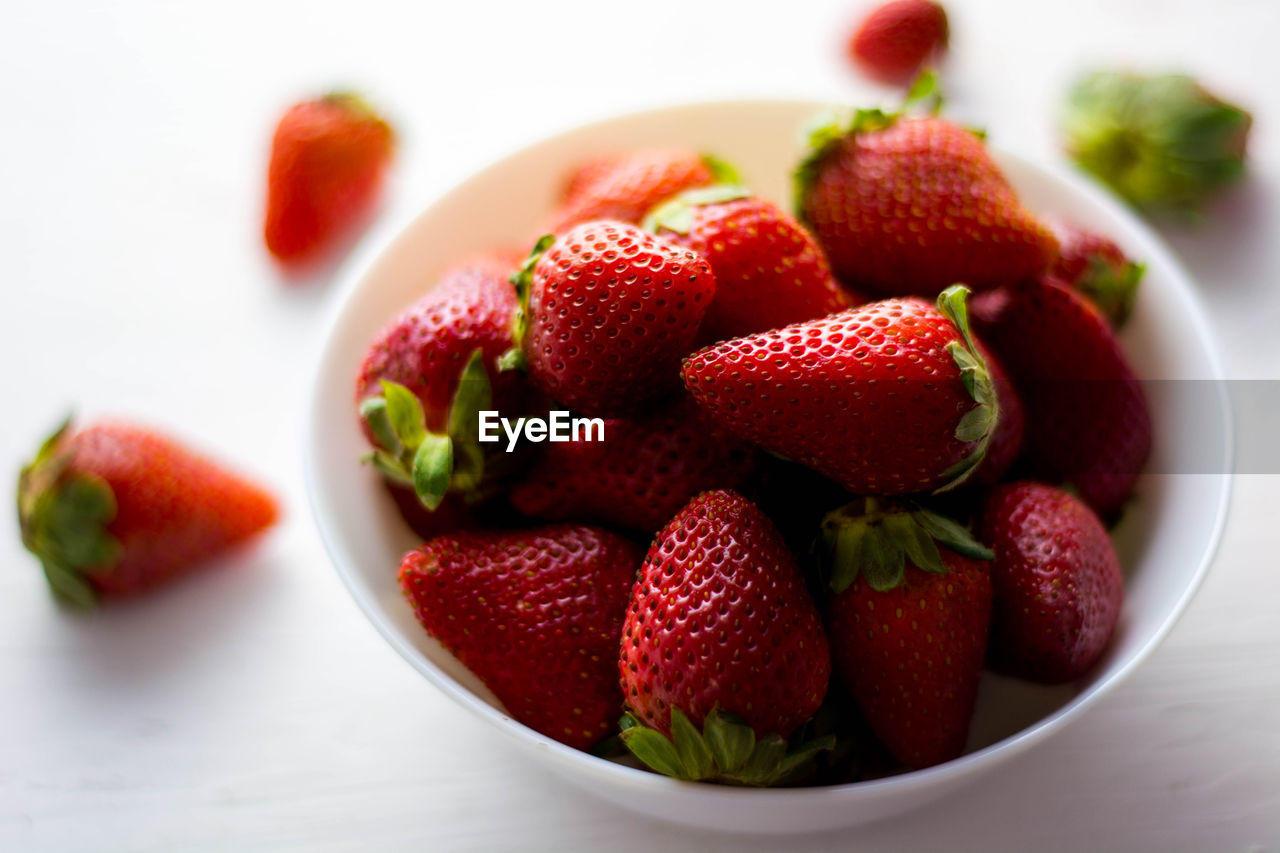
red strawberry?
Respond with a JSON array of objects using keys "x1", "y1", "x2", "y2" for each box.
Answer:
[
  {"x1": 509, "y1": 397, "x2": 758, "y2": 533},
  {"x1": 618, "y1": 490, "x2": 833, "y2": 784},
  {"x1": 382, "y1": 484, "x2": 475, "y2": 540},
  {"x1": 795, "y1": 112, "x2": 1057, "y2": 297},
  {"x1": 399, "y1": 524, "x2": 640, "y2": 750},
  {"x1": 848, "y1": 0, "x2": 949, "y2": 85},
  {"x1": 978, "y1": 482, "x2": 1123, "y2": 683},
  {"x1": 1048, "y1": 220, "x2": 1144, "y2": 327},
  {"x1": 645, "y1": 186, "x2": 852, "y2": 344},
  {"x1": 510, "y1": 221, "x2": 716, "y2": 417},
  {"x1": 974, "y1": 277, "x2": 1152, "y2": 519},
  {"x1": 355, "y1": 253, "x2": 527, "y2": 511},
  {"x1": 822, "y1": 498, "x2": 993, "y2": 769},
  {"x1": 18, "y1": 419, "x2": 278, "y2": 606},
  {"x1": 971, "y1": 351, "x2": 1024, "y2": 486},
  {"x1": 547, "y1": 149, "x2": 734, "y2": 233},
  {"x1": 559, "y1": 153, "x2": 625, "y2": 203},
  {"x1": 682, "y1": 286, "x2": 1007, "y2": 495},
  {"x1": 264, "y1": 92, "x2": 394, "y2": 267}
]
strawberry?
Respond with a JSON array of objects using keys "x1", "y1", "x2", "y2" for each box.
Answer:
[
  {"x1": 18, "y1": 419, "x2": 278, "y2": 607},
  {"x1": 978, "y1": 482, "x2": 1123, "y2": 683},
  {"x1": 821, "y1": 498, "x2": 993, "y2": 769},
  {"x1": 508, "y1": 221, "x2": 716, "y2": 417},
  {"x1": 547, "y1": 149, "x2": 735, "y2": 233},
  {"x1": 971, "y1": 352, "x2": 1024, "y2": 486},
  {"x1": 356, "y1": 253, "x2": 526, "y2": 511},
  {"x1": 559, "y1": 153, "x2": 625, "y2": 203},
  {"x1": 1063, "y1": 71, "x2": 1251, "y2": 216},
  {"x1": 682, "y1": 286, "x2": 1007, "y2": 496},
  {"x1": 618, "y1": 490, "x2": 833, "y2": 784},
  {"x1": 848, "y1": 0, "x2": 949, "y2": 86},
  {"x1": 1048, "y1": 219, "x2": 1144, "y2": 327},
  {"x1": 973, "y1": 277, "x2": 1152, "y2": 519},
  {"x1": 264, "y1": 92, "x2": 394, "y2": 267},
  {"x1": 644, "y1": 186, "x2": 853, "y2": 344},
  {"x1": 509, "y1": 397, "x2": 758, "y2": 534},
  {"x1": 794, "y1": 110, "x2": 1057, "y2": 297},
  {"x1": 399, "y1": 524, "x2": 640, "y2": 750},
  {"x1": 382, "y1": 484, "x2": 475, "y2": 540}
]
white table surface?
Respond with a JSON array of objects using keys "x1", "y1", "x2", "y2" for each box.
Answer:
[{"x1": 3, "y1": 1, "x2": 1278, "y2": 850}]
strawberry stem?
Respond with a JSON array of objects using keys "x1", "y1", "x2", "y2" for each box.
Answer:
[
  {"x1": 505, "y1": 233, "x2": 554, "y2": 365},
  {"x1": 619, "y1": 707, "x2": 834, "y2": 787},
  {"x1": 358, "y1": 349, "x2": 494, "y2": 510},
  {"x1": 17, "y1": 417, "x2": 120, "y2": 609},
  {"x1": 821, "y1": 499, "x2": 992, "y2": 594},
  {"x1": 934, "y1": 285, "x2": 999, "y2": 492}
]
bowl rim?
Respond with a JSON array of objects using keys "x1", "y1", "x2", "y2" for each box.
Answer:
[{"x1": 304, "y1": 96, "x2": 1235, "y2": 800}]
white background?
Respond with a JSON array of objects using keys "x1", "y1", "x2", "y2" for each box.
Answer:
[{"x1": 3, "y1": 0, "x2": 1278, "y2": 850}]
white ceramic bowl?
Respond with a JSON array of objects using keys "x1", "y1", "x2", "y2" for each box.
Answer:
[{"x1": 305, "y1": 100, "x2": 1232, "y2": 834}]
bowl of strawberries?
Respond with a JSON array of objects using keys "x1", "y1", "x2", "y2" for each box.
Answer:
[{"x1": 305, "y1": 97, "x2": 1231, "y2": 833}]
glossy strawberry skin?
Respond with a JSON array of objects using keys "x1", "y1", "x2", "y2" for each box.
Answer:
[
  {"x1": 975, "y1": 278, "x2": 1152, "y2": 519},
  {"x1": 848, "y1": 0, "x2": 949, "y2": 85},
  {"x1": 653, "y1": 195, "x2": 852, "y2": 344},
  {"x1": 509, "y1": 398, "x2": 758, "y2": 534},
  {"x1": 355, "y1": 254, "x2": 521, "y2": 436},
  {"x1": 49, "y1": 422, "x2": 277, "y2": 598},
  {"x1": 828, "y1": 550, "x2": 991, "y2": 769},
  {"x1": 979, "y1": 482, "x2": 1123, "y2": 683},
  {"x1": 523, "y1": 221, "x2": 715, "y2": 416},
  {"x1": 619, "y1": 490, "x2": 830, "y2": 739},
  {"x1": 800, "y1": 117, "x2": 1057, "y2": 297},
  {"x1": 548, "y1": 149, "x2": 716, "y2": 233},
  {"x1": 399, "y1": 525, "x2": 641, "y2": 750},
  {"x1": 681, "y1": 299, "x2": 981, "y2": 495},
  {"x1": 264, "y1": 93, "x2": 394, "y2": 266}
]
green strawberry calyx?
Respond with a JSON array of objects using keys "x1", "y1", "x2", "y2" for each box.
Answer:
[
  {"x1": 320, "y1": 90, "x2": 394, "y2": 138},
  {"x1": 1079, "y1": 256, "x2": 1145, "y2": 328},
  {"x1": 792, "y1": 70, "x2": 943, "y2": 218},
  {"x1": 359, "y1": 349, "x2": 493, "y2": 511},
  {"x1": 641, "y1": 184, "x2": 753, "y2": 235},
  {"x1": 821, "y1": 497, "x2": 993, "y2": 594},
  {"x1": 700, "y1": 153, "x2": 743, "y2": 186},
  {"x1": 935, "y1": 284, "x2": 999, "y2": 492},
  {"x1": 498, "y1": 234, "x2": 555, "y2": 373},
  {"x1": 17, "y1": 418, "x2": 121, "y2": 609},
  {"x1": 619, "y1": 707, "x2": 835, "y2": 787},
  {"x1": 1062, "y1": 71, "x2": 1251, "y2": 217}
]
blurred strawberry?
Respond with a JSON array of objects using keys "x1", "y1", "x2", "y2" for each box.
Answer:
[
  {"x1": 546, "y1": 149, "x2": 736, "y2": 233},
  {"x1": 848, "y1": 0, "x2": 949, "y2": 85},
  {"x1": 18, "y1": 419, "x2": 278, "y2": 606},
  {"x1": 264, "y1": 92, "x2": 394, "y2": 268},
  {"x1": 1063, "y1": 71, "x2": 1251, "y2": 216},
  {"x1": 1048, "y1": 220, "x2": 1144, "y2": 327}
]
